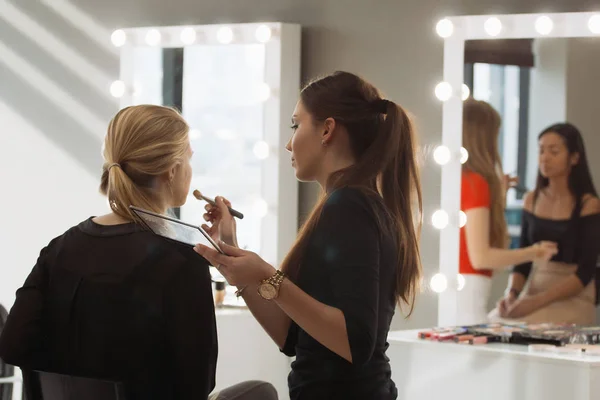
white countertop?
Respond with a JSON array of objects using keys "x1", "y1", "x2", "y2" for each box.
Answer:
[{"x1": 388, "y1": 329, "x2": 600, "y2": 367}]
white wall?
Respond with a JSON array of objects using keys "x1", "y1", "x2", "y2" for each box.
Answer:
[{"x1": 0, "y1": 100, "x2": 108, "y2": 309}]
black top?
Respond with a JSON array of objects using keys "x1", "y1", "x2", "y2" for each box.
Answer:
[
  {"x1": 0, "y1": 218, "x2": 217, "y2": 400},
  {"x1": 282, "y1": 188, "x2": 398, "y2": 400},
  {"x1": 512, "y1": 203, "x2": 600, "y2": 286}
]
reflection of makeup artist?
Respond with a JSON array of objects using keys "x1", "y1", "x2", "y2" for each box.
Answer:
[
  {"x1": 457, "y1": 100, "x2": 557, "y2": 325},
  {"x1": 490, "y1": 123, "x2": 600, "y2": 324}
]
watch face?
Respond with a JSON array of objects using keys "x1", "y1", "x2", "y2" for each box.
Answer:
[{"x1": 258, "y1": 283, "x2": 278, "y2": 300}]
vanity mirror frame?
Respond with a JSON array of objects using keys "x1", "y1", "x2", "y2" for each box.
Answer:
[
  {"x1": 435, "y1": 12, "x2": 600, "y2": 326},
  {"x1": 112, "y1": 22, "x2": 301, "y2": 268}
]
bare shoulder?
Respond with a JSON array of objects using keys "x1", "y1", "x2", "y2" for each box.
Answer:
[
  {"x1": 581, "y1": 194, "x2": 600, "y2": 216},
  {"x1": 522, "y1": 191, "x2": 535, "y2": 212}
]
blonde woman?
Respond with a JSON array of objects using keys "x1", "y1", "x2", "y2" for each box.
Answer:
[
  {"x1": 0, "y1": 105, "x2": 276, "y2": 400},
  {"x1": 457, "y1": 99, "x2": 557, "y2": 325}
]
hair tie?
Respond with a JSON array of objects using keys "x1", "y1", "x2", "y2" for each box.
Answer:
[
  {"x1": 107, "y1": 163, "x2": 121, "y2": 171},
  {"x1": 372, "y1": 99, "x2": 391, "y2": 114}
]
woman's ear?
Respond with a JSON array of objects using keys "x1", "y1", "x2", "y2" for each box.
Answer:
[
  {"x1": 322, "y1": 117, "x2": 337, "y2": 145},
  {"x1": 570, "y1": 152, "x2": 580, "y2": 166}
]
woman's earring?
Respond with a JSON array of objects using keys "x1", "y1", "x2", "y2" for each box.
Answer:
[{"x1": 321, "y1": 140, "x2": 327, "y2": 146}]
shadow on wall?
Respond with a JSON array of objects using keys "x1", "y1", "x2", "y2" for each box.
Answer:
[{"x1": 0, "y1": 0, "x2": 121, "y2": 175}]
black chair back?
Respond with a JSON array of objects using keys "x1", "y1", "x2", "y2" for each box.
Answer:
[
  {"x1": 0, "y1": 304, "x2": 14, "y2": 400},
  {"x1": 23, "y1": 371, "x2": 127, "y2": 400}
]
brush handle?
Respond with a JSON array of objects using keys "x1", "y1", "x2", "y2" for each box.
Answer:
[{"x1": 202, "y1": 195, "x2": 244, "y2": 220}]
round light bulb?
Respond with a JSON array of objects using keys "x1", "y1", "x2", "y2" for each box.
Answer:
[
  {"x1": 433, "y1": 145, "x2": 451, "y2": 165},
  {"x1": 217, "y1": 26, "x2": 234, "y2": 44},
  {"x1": 460, "y1": 147, "x2": 469, "y2": 164},
  {"x1": 457, "y1": 274, "x2": 466, "y2": 292},
  {"x1": 111, "y1": 29, "x2": 126, "y2": 47},
  {"x1": 436, "y1": 18, "x2": 454, "y2": 38},
  {"x1": 431, "y1": 210, "x2": 449, "y2": 230},
  {"x1": 253, "y1": 198, "x2": 269, "y2": 218},
  {"x1": 589, "y1": 15, "x2": 600, "y2": 34},
  {"x1": 110, "y1": 80, "x2": 126, "y2": 98},
  {"x1": 180, "y1": 27, "x2": 197, "y2": 45},
  {"x1": 253, "y1": 141, "x2": 270, "y2": 160},
  {"x1": 435, "y1": 82, "x2": 452, "y2": 102},
  {"x1": 255, "y1": 24, "x2": 272, "y2": 43},
  {"x1": 462, "y1": 84, "x2": 470, "y2": 101},
  {"x1": 484, "y1": 17, "x2": 502, "y2": 37},
  {"x1": 189, "y1": 129, "x2": 202, "y2": 140},
  {"x1": 430, "y1": 273, "x2": 448, "y2": 294},
  {"x1": 256, "y1": 82, "x2": 271, "y2": 102},
  {"x1": 535, "y1": 16, "x2": 554, "y2": 35},
  {"x1": 145, "y1": 29, "x2": 161, "y2": 46},
  {"x1": 459, "y1": 211, "x2": 467, "y2": 228}
]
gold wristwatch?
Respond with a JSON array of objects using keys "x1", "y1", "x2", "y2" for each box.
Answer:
[{"x1": 257, "y1": 270, "x2": 285, "y2": 300}]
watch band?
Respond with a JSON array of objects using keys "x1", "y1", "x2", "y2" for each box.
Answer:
[{"x1": 264, "y1": 270, "x2": 285, "y2": 288}]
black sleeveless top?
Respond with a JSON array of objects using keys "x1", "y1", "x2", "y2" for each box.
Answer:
[{"x1": 512, "y1": 197, "x2": 600, "y2": 286}]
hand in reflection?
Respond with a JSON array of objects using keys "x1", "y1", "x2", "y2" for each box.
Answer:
[
  {"x1": 497, "y1": 291, "x2": 518, "y2": 318},
  {"x1": 202, "y1": 196, "x2": 238, "y2": 247},
  {"x1": 502, "y1": 174, "x2": 519, "y2": 194},
  {"x1": 532, "y1": 241, "x2": 558, "y2": 262},
  {"x1": 503, "y1": 295, "x2": 543, "y2": 319}
]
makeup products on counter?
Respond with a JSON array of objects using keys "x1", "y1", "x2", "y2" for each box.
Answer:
[{"x1": 417, "y1": 323, "x2": 600, "y2": 348}]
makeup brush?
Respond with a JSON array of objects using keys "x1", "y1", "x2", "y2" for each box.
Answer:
[{"x1": 193, "y1": 189, "x2": 244, "y2": 219}]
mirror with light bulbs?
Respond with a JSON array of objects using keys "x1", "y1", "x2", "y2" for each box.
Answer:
[
  {"x1": 111, "y1": 23, "x2": 301, "y2": 271},
  {"x1": 433, "y1": 12, "x2": 600, "y2": 326}
]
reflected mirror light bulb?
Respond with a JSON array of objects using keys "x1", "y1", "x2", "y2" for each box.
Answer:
[
  {"x1": 111, "y1": 29, "x2": 126, "y2": 47},
  {"x1": 457, "y1": 274, "x2": 466, "y2": 292},
  {"x1": 255, "y1": 24, "x2": 272, "y2": 43},
  {"x1": 431, "y1": 210, "x2": 449, "y2": 230},
  {"x1": 256, "y1": 82, "x2": 272, "y2": 102},
  {"x1": 484, "y1": 17, "x2": 502, "y2": 37},
  {"x1": 460, "y1": 147, "x2": 469, "y2": 164},
  {"x1": 180, "y1": 27, "x2": 197, "y2": 44},
  {"x1": 433, "y1": 145, "x2": 451, "y2": 165},
  {"x1": 462, "y1": 84, "x2": 470, "y2": 101},
  {"x1": 589, "y1": 15, "x2": 600, "y2": 34},
  {"x1": 253, "y1": 198, "x2": 269, "y2": 218},
  {"x1": 459, "y1": 211, "x2": 467, "y2": 228},
  {"x1": 535, "y1": 16, "x2": 554, "y2": 35},
  {"x1": 145, "y1": 29, "x2": 161, "y2": 46},
  {"x1": 435, "y1": 82, "x2": 452, "y2": 102},
  {"x1": 253, "y1": 141, "x2": 270, "y2": 160},
  {"x1": 217, "y1": 26, "x2": 234, "y2": 44},
  {"x1": 436, "y1": 19, "x2": 454, "y2": 38},
  {"x1": 430, "y1": 273, "x2": 448, "y2": 294},
  {"x1": 110, "y1": 80, "x2": 125, "y2": 98}
]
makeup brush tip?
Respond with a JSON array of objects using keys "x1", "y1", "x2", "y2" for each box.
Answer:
[{"x1": 192, "y1": 189, "x2": 202, "y2": 199}]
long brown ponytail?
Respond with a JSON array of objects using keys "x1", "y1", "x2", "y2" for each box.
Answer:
[{"x1": 280, "y1": 71, "x2": 423, "y2": 315}]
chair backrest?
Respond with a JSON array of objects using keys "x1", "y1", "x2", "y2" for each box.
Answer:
[
  {"x1": 23, "y1": 371, "x2": 127, "y2": 400},
  {"x1": 0, "y1": 303, "x2": 15, "y2": 400}
]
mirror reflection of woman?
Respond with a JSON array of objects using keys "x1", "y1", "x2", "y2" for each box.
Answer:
[
  {"x1": 457, "y1": 99, "x2": 557, "y2": 325},
  {"x1": 490, "y1": 123, "x2": 600, "y2": 324}
]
